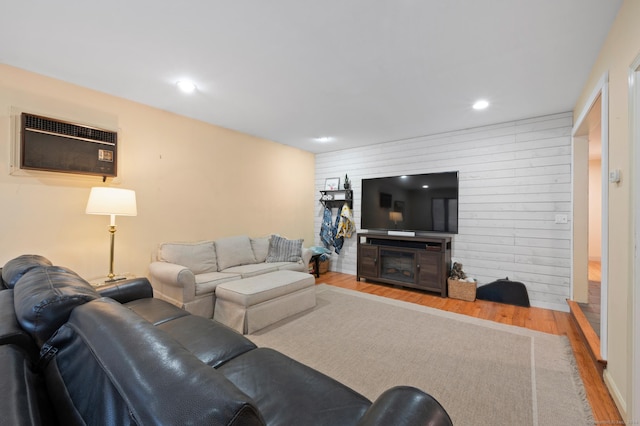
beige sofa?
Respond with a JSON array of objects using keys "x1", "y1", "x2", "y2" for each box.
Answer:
[{"x1": 148, "y1": 235, "x2": 312, "y2": 318}]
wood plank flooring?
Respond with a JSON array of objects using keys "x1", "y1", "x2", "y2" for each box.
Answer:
[
  {"x1": 579, "y1": 261, "x2": 602, "y2": 338},
  {"x1": 317, "y1": 271, "x2": 623, "y2": 424},
  {"x1": 572, "y1": 260, "x2": 606, "y2": 375}
]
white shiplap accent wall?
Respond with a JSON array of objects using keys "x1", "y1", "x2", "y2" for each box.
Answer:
[{"x1": 315, "y1": 112, "x2": 572, "y2": 312}]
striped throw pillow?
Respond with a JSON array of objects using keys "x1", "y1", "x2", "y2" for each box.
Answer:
[{"x1": 265, "y1": 235, "x2": 303, "y2": 263}]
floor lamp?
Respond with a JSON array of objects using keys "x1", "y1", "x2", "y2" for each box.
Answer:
[{"x1": 86, "y1": 187, "x2": 137, "y2": 282}]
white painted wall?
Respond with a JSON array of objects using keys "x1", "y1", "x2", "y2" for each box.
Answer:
[
  {"x1": 589, "y1": 159, "x2": 603, "y2": 261},
  {"x1": 315, "y1": 112, "x2": 572, "y2": 312},
  {"x1": 0, "y1": 65, "x2": 316, "y2": 280}
]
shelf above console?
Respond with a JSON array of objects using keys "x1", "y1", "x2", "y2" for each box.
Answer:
[{"x1": 320, "y1": 189, "x2": 353, "y2": 209}]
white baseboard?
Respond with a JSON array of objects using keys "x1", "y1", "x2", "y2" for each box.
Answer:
[{"x1": 604, "y1": 369, "x2": 628, "y2": 423}]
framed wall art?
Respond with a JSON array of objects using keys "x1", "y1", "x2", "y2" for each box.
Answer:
[{"x1": 324, "y1": 177, "x2": 340, "y2": 190}]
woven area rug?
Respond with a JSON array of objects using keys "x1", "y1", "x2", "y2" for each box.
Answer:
[{"x1": 248, "y1": 284, "x2": 593, "y2": 426}]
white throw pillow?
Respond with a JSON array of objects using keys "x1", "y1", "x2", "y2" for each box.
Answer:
[
  {"x1": 251, "y1": 237, "x2": 271, "y2": 263},
  {"x1": 158, "y1": 241, "x2": 217, "y2": 274},
  {"x1": 215, "y1": 236, "x2": 257, "y2": 270},
  {"x1": 266, "y1": 235, "x2": 303, "y2": 263}
]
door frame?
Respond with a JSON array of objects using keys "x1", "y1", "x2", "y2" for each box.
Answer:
[
  {"x1": 572, "y1": 72, "x2": 609, "y2": 359},
  {"x1": 629, "y1": 54, "x2": 640, "y2": 424}
]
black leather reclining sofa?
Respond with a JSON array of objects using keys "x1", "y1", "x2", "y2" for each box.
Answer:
[{"x1": 0, "y1": 254, "x2": 452, "y2": 426}]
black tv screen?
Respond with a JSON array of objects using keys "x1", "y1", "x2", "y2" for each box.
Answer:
[{"x1": 360, "y1": 172, "x2": 459, "y2": 234}]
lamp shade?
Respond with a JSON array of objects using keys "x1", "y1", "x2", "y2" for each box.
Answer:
[
  {"x1": 86, "y1": 187, "x2": 137, "y2": 216},
  {"x1": 389, "y1": 211, "x2": 403, "y2": 222}
]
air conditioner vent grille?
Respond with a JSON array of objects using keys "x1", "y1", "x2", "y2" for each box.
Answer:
[{"x1": 24, "y1": 113, "x2": 116, "y2": 144}]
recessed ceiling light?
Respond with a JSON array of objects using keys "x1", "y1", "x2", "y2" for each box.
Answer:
[
  {"x1": 315, "y1": 136, "x2": 334, "y2": 143},
  {"x1": 176, "y1": 80, "x2": 197, "y2": 94},
  {"x1": 422, "y1": 185, "x2": 429, "y2": 189},
  {"x1": 473, "y1": 99, "x2": 489, "y2": 110}
]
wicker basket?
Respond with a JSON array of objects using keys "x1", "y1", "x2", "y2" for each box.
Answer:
[
  {"x1": 318, "y1": 257, "x2": 330, "y2": 274},
  {"x1": 448, "y1": 278, "x2": 477, "y2": 301},
  {"x1": 309, "y1": 256, "x2": 331, "y2": 275}
]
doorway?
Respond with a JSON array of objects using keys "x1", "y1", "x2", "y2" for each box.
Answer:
[
  {"x1": 629, "y1": 54, "x2": 640, "y2": 424},
  {"x1": 572, "y1": 74, "x2": 609, "y2": 360},
  {"x1": 578, "y1": 104, "x2": 603, "y2": 337}
]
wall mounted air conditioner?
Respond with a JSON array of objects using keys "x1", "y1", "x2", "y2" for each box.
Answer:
[{"x1": 20, "y1": 113, "x2": 118, "y2": 178}]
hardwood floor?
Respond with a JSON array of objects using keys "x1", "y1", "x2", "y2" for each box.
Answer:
[
  {"x1": 572, "y1": 261, "x2": 605, "y2": 378},
  {"x1": 589, "y1": 260, "x2": 602, "y2": 282},
  {"x1": 317, "y1": 271, "x2": 623, "y2": 424},
  {"x1": 579, "y1": 260, "x2": 602, "y2": 337}
]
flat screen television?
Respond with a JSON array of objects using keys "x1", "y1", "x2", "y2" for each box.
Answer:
[{"x1": 360, "y1": 171, "x2": 459, "y2": 234}]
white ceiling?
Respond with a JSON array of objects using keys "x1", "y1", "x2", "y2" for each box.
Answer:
[{"x1": 0, "y1": 1, "x2": 622, "y2": 154}]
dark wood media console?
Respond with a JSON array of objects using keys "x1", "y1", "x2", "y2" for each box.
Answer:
[{"x1": 357, "y1": 233, "x2": 452, "y2": 297}]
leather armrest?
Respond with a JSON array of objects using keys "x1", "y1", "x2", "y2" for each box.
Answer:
[
  {"x1": 357, "y1": 386, "x2": 452, "y2": 426},
  {"x1": 0, "y1": 291, "x2": 38, "y2": 359},
  {"x1": 98, "y1": 277, "x2": 153, "y2": 303}
]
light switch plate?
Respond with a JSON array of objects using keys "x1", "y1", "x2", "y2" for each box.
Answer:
[
  {"x1": 609, "y1": 169, "x2": 621, "y2": 183},
  {"x1": 555, "y1": 214, "x2": 568, "y2": 224}
]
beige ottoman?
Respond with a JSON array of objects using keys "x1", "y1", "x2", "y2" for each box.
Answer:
[{"x1": 213, "y1": 270, "x2": 316, "y2": 334}]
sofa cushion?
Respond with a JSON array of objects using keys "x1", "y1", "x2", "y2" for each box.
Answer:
[
  {"x1": 195, "y1": 272, "x2": 241, "y2": 296},
  {"x1": 124, "y1": 298, "x2": 190, "y2": 326},
  {"x1": 215, "y1": 236, "x2": 257, "y2": 270},
  {"x1": 42, "y1": 298, "x2": 264, "y2": 426},
  {"x1": 266, "y1": 235, "x2": 303, "y2": 263},
  {"x1": 272, "y1": 261, "x2": 306, "y2": 273},
  {"x1": 222, "y1": 263, "x2": 278, "y2": 278},
  {"x1": 220, "y1": 348, "x2": 371, "y2": 425},
  {"x1": 157, "y1": 315, "x2": 257, "y2": 368},
  {"x1": 13, "y1": 266, "x2": 99, "y2": 346},
  {"x1": 2, "y1": 255, "x2": 52, "y2": 289},
  {"x1": 158, "y1": 241, "x2": 217, "y2": 274},
  {"x1": 250, "y1": 237, "x2": 270, "y2": 263}
]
